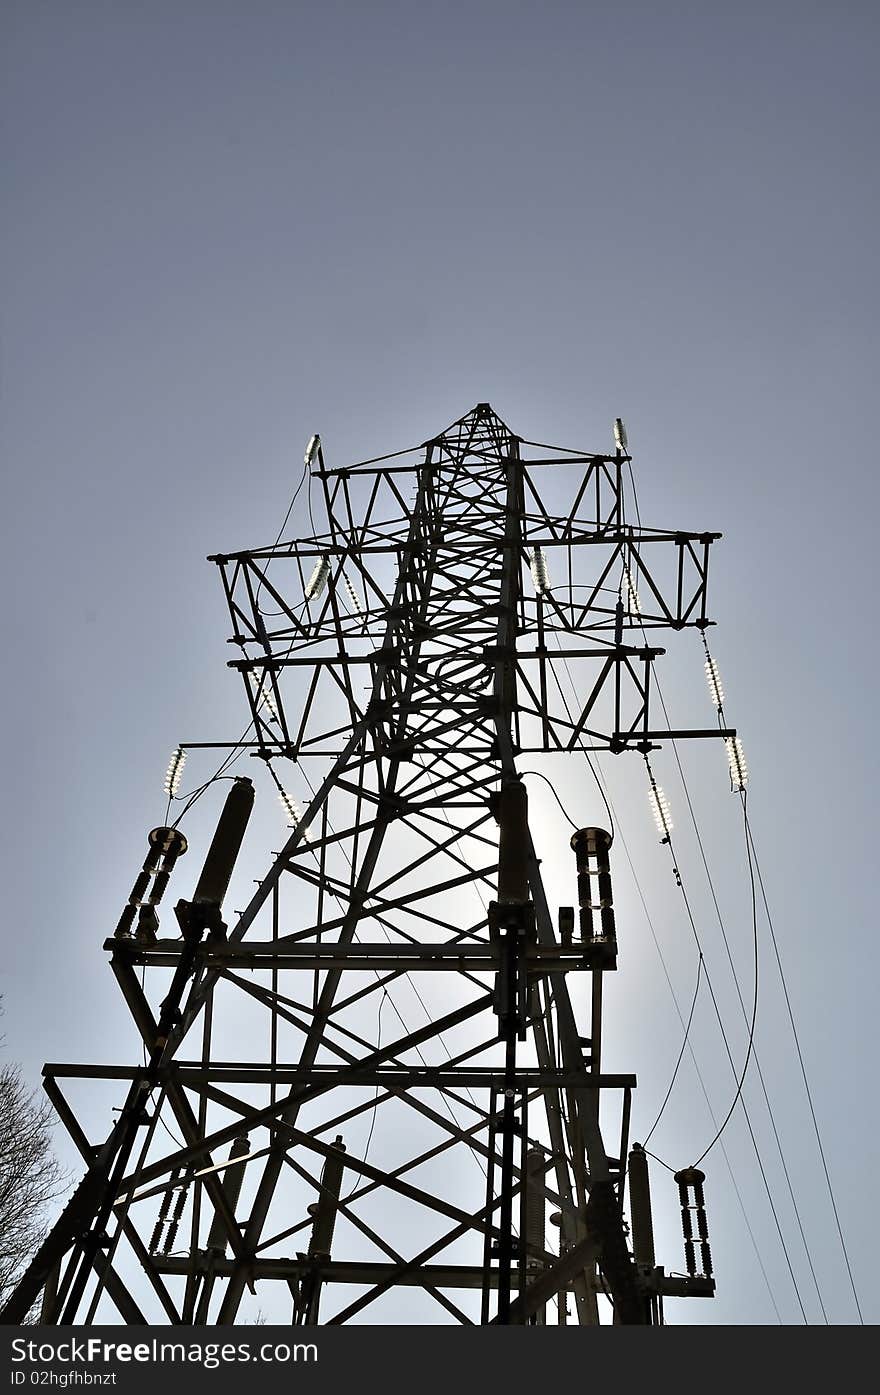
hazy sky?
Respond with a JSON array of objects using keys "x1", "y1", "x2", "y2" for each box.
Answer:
[{"x1": 2, "y1": 0, "x2": 878, "y2": 1325}]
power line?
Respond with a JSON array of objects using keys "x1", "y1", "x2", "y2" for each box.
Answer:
[
  {"x1": 691, "y1": 629, "x2": 836, "y2": 1320},
  {"x1": 744, "y1": 807, "x2": 865, "y2": 1325},
  {"x1": 643, "y1": 956, "x2": 703, "y2": 1148},
  {"x1": 546, "y1": 650, "x2": 783, "y2": 1321},
  {"x1": 691, "y1": 794, "x2": 758, "y2": 1167},
  {"x1": 620, "y1": 460, "x2": 812, "y2": 1319}
]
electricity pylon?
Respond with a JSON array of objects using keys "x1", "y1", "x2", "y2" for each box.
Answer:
[{"x1": 5, "y1": 403, "x2": 731, "y2": 1326}]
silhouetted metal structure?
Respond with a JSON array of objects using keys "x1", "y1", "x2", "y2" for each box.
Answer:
[{"x1": 4, "y1": 403, "x2": 729, "y2": 1325}]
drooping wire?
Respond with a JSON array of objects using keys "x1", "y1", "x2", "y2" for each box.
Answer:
[
  {"x1": 535, "y1": 613, "x2": 782, "y2": 1314},
  {"x1": 642, "y1": 718, "x2": 808, "y2": 1318},
  {"x1": 573, "y1": 744, "x2": 783, "y2": 1321},
  {"x1": 545, "y1": 643, "x2": 615, "y2": 835},
  {"x1": 701, "y1": 633, "x2": 859, "y2": 1317},
  {"x1": 253, "y1": 451, "x2": 311, "y2": 610},
  {"x1": 362, "y1": 989, "x2": 388, "y2": 1164},
  {"x1": 642, "y1": 753, "x2": 762, "y2": 1161},
  {"x1": 661, "y1": 637, "x2": 830, "y2": 1321},
  {"x1": 643, "y1": 956, "x2": 703, "y2": 1148},
  {"x1": 519, "y1": 769, "x2": 578, "y2": 831},
  {"x1": 623, "y1": 461, "x2": 809, "y2": 1320},
  {"x1": 744, "y1": 804, "x2": 865, "y2": 1325},
  {"x1": 690, "y1": 793, "x2": 759, "y2": 1167}
]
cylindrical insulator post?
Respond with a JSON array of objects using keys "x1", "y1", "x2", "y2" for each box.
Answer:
[
  {"x1": 497, "y1": 779, "x2": 529, "y2": 906},
  {"x1": 192, "y1": 778, "x2": 254, "y2": 909},
  {"x1": 614, "y1": 599, "x2": 624, "y2": 646},
  {"x1": 130, "y1": 870, "x2": 153, "y2": 904},
  {"x1": 595, "y1": 852, "x2": 615, "y2": 943},
  {"x1": 570, "y1": 829, "x2": 594, "y2": 942},
  {"x1": 674, "y1": 1166, "x2": 713, "y2": 1278},
  {"x1": 569, "y1": 827, "x2": 615, "y2": 952},
  {"x1": 149, "y1": 1169, "x2": 180, "y2": 1254},
  {"x1": 308, "y1": 1137, "x2": 347, "y2": 1258},
  {"x1": 148, "y1": 870, "x2": 171, "y2": 906},
  {"x1": 148, "y1": 1216, "x2": 165, "y2": 1256},
  {"x1": 206, "y1": 1135, "x2": 250, "y2": 1253},
  {"x1": 524, "y1": 1148, "x2": 547, "y2": 1326},
  {"x1": 163, "y1": 1170, "x2": 190, "y2": 1254},
  {"x1": 114, "y1": 904, "x2": 137, "y2": 940},
  {"x1": 627, "y1": 1143, "x2": 655, "y2": 1269},
  {"x1": 558, "y1": 906, "x2": 574, "y2": 947},
  {"x1": 525, "y1": 1149, "x2": 546, "y2": 1264}
]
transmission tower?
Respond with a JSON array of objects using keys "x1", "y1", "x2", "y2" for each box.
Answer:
[{"x1": 5, "y1": 403, "x2": 733, "y2": 1326}]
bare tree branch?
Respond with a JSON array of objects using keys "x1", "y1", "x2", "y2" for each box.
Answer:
[{"x1": 0, "y1": 1008, "x2": 68, "y2": 1315}]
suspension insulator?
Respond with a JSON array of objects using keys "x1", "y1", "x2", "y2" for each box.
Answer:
[
  {"x1": 529, "y1": 546, "x2": 552, "y2": 597},
  {"x1": 674, "y1": 1166, "x2": 713, "y2": 1279},
  {"x1": 341, "y1": 568, "x2": 363, "y2": 615},
  {"x1": 304, "y1": 555, "x2": 330, "y2": 602}
]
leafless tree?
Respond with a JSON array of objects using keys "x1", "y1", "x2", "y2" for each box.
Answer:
[{"x1": 0, "y1": 1033, "x2": 67, "y2": 1313}]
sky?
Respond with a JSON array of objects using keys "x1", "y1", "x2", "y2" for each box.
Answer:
[{"x1": 2, "y1": 0, "x2": 878, "y2": 1326}]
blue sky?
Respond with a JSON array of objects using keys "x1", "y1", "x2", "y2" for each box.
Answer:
[{"x1": 2, "y1": 0, "x2": 878, "y2": 1324}]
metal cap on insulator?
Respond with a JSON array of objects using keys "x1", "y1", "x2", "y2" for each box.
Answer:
[
  {"x1": 627, "y1": 1143, "x2": 655, "y2": 1269},
  {"x1": 192, "y1": 778, "x2": 255, "y2": 910},
  {"x1": 497, "y1": 779, "x2": 529, "y2": 906},
  {"x1": 570, "y1": 826, "x2": 613, "y2": 857},
  {"x1": 673, "y1": 1166, "x2": 706, "y2": 1189},
  {"x1": 149, "y1": 826, "x2": 189, "y2": 860}
]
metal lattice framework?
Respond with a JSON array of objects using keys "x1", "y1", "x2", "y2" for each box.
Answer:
[{"x1": 5, "y1": 404, "x2": 730, "y2": 1326}]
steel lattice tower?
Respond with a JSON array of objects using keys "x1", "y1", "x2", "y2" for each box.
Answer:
[{"x1": 5, "y1": 403, "x2": 731, "y2": 1325}]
